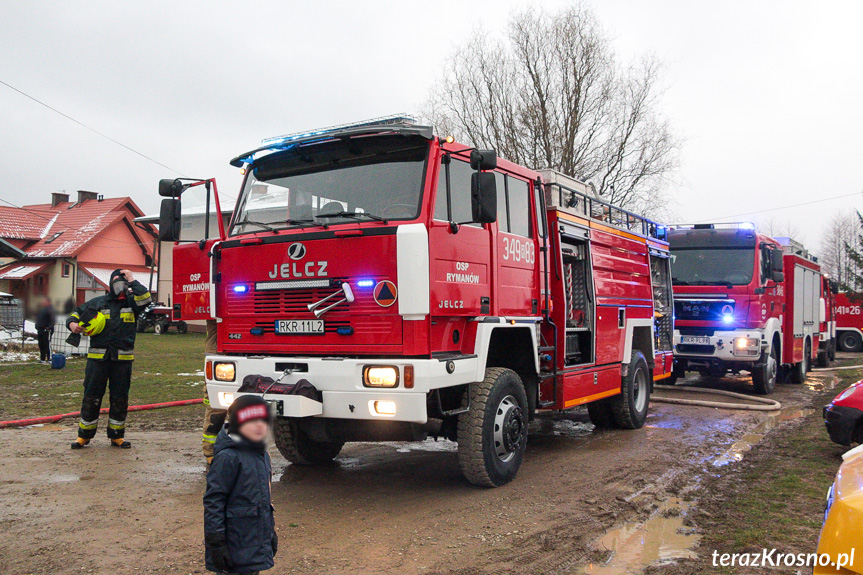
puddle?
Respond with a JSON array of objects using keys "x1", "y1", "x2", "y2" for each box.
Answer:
[
  {"x1": 713, "y1": 407, "x2": 815, "y2": 467},
  {"x1": 583, "y1": 498, "x2": 700, "y2": 574},
  {"x1": 24, "y1": 424, "x2": 66, "y2": 431}
]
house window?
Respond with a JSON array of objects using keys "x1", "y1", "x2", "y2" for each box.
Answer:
[
  {"x1": 33, "y1": 274, "x2": 48, "y2": 295},
  {"x1": 62, "y1": 263, "x2": 70, "y2": 277}
]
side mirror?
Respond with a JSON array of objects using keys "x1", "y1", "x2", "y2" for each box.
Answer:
[
  {"x1": 159, "y1": 178, "x2": 184, "y2": 198},
  {"x1": 470, "y1": 149, "x2": 497, "y2": 171},
  {"x1": 159, "y1": 198, "x2": 182, "y2": 241},
  {"x1": 772, "y1": 271, "x2": 785, "y2": 283},
  {"x1": 471, "y1": 172, "x2": 497, "y2": 224},
  {"x1": 770, "y1": 249, "x2": 784, "y2": 272}
]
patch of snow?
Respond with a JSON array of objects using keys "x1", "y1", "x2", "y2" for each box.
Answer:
[{"x1": 177, "y1": 371, "x2": 206, "y2": 377}]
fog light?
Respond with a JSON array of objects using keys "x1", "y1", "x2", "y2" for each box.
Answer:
[
  {"x1": 214, "y1": 362, "x2": 236, "y2": 382},
  {"x1": 218, "y1": 392, "x2": 235, "y2": 407},
  {"x1": 370, "y1": 400, "x2": 397, "y2": 417},
  {"x1": 363, "y1": 366, "x2": 399, "y2": 388}
]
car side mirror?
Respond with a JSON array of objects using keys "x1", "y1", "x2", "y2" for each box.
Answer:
[
  {"x1": 159, "y1": 178, "x2": 184, "y2": 198},
  {"x1": 471, "y1": 172, "x2": 497, "y2": 224},
  {"x1": 159, "y1": 198, "x2": 182, "y2": 241},
  {"x1": 469, "y1": 149, "x2": 497, "y2": 171},
  {"x1": 772, "y1": 271, "x2": 785, "y2": 283}
]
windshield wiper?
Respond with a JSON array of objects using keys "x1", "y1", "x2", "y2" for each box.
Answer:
[
  {"x1": 238, "y1": 219, "x2": 277, "y2": 232},
  {"x1": 315, "y1": 210, "x2": 388, "y2": 223}
]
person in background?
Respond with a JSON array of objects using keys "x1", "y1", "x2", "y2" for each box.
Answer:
[
  {"x1": 204, "y1": 395, "x2": 277, "y2": 574},
  {"x1": 67, "y1": 269, "x2": 152, "y2": 449},
  {"x1": 35, "y1": 296, "x2": 56, "y2": 364},
  {"x1": 202, "y1": 319, "x2": 227, "y2": 467}
]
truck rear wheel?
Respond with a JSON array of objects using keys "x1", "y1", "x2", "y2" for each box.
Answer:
[
  {"x1": 274, "y1": 418, "x2": 344, "y2": 465},
  {"x1": 840, "y1": 331, "x2": 863, "y2": 353},
  {"x1": 176, "y1": 321, "x2": 188, "y2": 334},
  {"x1": 789, "y1": 339, "x2": 810, "y2": 384},
  {"x1": 458, "y1": 367, "x2": 528, "y2": 487},
  {"x1": 752, "y1": 345, "x2": 778, "y2": 394},
  {"x1": 609, "y1": 350, "x2": 651, "y2": 429}
]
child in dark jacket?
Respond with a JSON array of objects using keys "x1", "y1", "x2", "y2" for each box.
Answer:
[{"x1": 204, "y1": 395, "x2": 277, "y2": 574}]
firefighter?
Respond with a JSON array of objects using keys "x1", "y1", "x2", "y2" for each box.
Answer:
[
  {"x1": 68, "y1": 269, "x2": 152, "y2": 449},
  {"x1": 202, "y1": 318, "x2": 227, "y2": 466}
]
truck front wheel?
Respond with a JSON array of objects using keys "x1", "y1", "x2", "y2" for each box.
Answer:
[
  {"x1": 752, "y1": 345, "x2": 778, "y2": 394},
  {"x1": 609, "y1": 350, "x2": 651, "y2": 429},
  {"x1": 458, "y1": 367, "x2": 529, "y2": 487},
  {"x1": 274, "y1": 418, "x2": 344, "y2": 465}
]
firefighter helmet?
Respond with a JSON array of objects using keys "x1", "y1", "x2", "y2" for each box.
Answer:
[{"x1": 82, "y1": 312, "x2": 107, "y2": 336}]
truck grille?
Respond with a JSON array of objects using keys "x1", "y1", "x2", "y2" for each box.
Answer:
[{"x1": 674, "y1": 300, "x2": 734, "y2": 322}]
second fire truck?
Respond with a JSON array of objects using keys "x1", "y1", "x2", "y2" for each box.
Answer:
[
  {"x1": 669, "y1": 225, "x2": 822, "y2": 393},
  {"x1": 159, "y1": 117, "x2": 674, "y2": 487}
]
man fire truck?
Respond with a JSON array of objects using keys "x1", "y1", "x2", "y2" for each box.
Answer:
[
  {"x1": 158, "y1": 116, "x2": 674, "y2": 487},
  {"x1": 834, "y1": 292, "x2": 863, "y2": 353},
  {"x1": 669, "y1": 225, "x2": 821, "y2": 394}
]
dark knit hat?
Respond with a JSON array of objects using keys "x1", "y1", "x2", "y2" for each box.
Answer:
[{"x1": 228, "y1": 394, "x2": 271, "y2": 435}]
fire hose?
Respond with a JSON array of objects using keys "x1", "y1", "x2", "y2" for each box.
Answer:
[
  {"x1": 652, "y1": 385, "x2": 782, "y2": 411},
  {"x1": 0, "y1": 398, "x2": 204, "y2": 429}
]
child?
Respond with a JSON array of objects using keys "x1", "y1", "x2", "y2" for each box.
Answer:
[{"x1": 204, "y1": 395, "x2": 278, "y2": 574}]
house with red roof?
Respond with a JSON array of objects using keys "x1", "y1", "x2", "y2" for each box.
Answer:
[{"x1": 0, "y1": 190, "x2": 158, "y2": 312}]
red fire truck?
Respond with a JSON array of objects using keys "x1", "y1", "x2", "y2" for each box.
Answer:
[
  {"x1": 818, "y1": 276, "x2": 838, "y2": 365},
  {"x1": 158, "y1": 117, "x2": 674, "y2": 487},
  {"x1": 835, "y1": 292, "x2": 863, "y2": 352},
  {"x1": 669, "y1": 225, "x2": 821, "y2": 394}
]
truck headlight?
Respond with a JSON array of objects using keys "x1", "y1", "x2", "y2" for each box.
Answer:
[
  {"x1": 733, "y1": 338, "x2": 760, "y2": 356},
  {"x1": 214, "y1": 362, "x2": 236, "y2": 382},
  {"x1": 363, "y1": 366, "x2": 399, "y2": 388}
]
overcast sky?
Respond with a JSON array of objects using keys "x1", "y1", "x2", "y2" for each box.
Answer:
[{"x1": 1, "y1": 1, "x2": 861, "y2": 251}]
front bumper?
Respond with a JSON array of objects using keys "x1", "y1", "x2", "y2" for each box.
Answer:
[
  {"x1": 824, "y1": 404, "x2": 863, "y2": 446},
  {"x1": 205, "y1": 354, "x2": 480, "y2": 424},
  {"x1": 673, "y1": 329, "x2": 764, "y2": 363}
]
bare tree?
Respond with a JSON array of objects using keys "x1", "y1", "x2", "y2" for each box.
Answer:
[
  {"x1": 820, "y1": 211, "x2": 859, "y2": 286},
  {"x1": 425, "y1": 4, "x2": 679, "y2": 215},
  {"x1": 759, "y1": 216, "x2": 801, "y2": 241}
]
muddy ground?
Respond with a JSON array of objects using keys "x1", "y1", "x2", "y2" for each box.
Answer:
[{"x1": 0, "y1": 364, "x2": 847, "y2": 575}]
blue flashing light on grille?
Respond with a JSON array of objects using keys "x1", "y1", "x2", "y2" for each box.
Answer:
[
  {"x1": 250, "y1": 328, "x2": 264, "y2": 335},
  {"x1": 356, "y1": 279, "x2": 374, "y2": 288},
  {"x1": 233, "y1": 285, "x2": 248, "y2": 293},
  {"x1": 722, "y1": 314, "x2": 734, "y2": 323},
  {"x1": 739, "y1": 222, "x2": 755, "y2": 230},
  {"x1": 336, "y1": 326, "x2": 355, "y2": 336}
]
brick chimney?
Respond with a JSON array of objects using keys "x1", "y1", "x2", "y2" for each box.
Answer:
[
  {"x1": 77, "y1": 190, "x2": 99, "y2": 203},
  {"x1": 51, "y1": 192, "x2": 69, "y2": 207}
]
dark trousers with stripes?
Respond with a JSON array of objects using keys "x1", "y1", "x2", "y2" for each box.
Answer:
[{"x1": 78, "y1": 359, "x2": 133, "y2": 439}]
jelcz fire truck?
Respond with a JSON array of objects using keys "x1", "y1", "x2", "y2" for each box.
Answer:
[
  {"x1": 159, "y1": 117, "x2": 674, "y2": 487},
  {"x1": 669, "y1": 225, "x2": 821, "y2": 394}
]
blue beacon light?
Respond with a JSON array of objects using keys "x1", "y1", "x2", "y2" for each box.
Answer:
[
  {"x1": 722, "y1": 314, "x2": 734, "y2": 324},
  {"x1": 356, "y1": 279, "x2": 374, "y2": 288},
  {"x1": 233, "y1": 285, "x2": 248, "y2": 293}
]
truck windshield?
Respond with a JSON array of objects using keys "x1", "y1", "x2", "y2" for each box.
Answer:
[
  {"x1": 231, "y1": 136, "x2": 428, "y2": 235},
  {"x1": 671, "y1": 247, "x2": 755, "y2": 286}
]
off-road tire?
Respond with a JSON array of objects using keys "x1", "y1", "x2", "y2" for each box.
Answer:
[
  {"x1": 789, "y1": 339, "x2": 810, "y2": 384},
  {"x1": 829, "y1": 342, "x2": 836, "y2": 362},
  {"x1": 587, "y1": 400, "x2": 615, "y2": 429},
  {"x1": 752, "y1": 344, "x2": 778, "y2": 395},
  {"x1": 274, "y1": 418, "x2": 343, "y2": 465},
  {"x1": 458, "y1": 367, "x2": 529, "y2": 488},
  {"x1": 839, "y1": 331, "x2": 863, "y2": 353},
  {"x1": 176, "y1": 321, "x2": 188, "y2": 334},
  {"x1": 609, "y1": 350, "x2": 651, "y2": 429},
  {"x1": 816, "y1": 350, "x2": 829, "y2": 368}
]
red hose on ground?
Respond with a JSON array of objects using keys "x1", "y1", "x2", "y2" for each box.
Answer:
[{"x1": 0, "y1": 398, "x2": 204, "y2": 429}]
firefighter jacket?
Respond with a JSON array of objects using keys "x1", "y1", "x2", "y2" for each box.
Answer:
[
  {"x1": 204, "y1": 426, "x2": 276, "y2": 573},
  {"x1": 66, "y1": 276, "x2": 152, "y2": 361}
]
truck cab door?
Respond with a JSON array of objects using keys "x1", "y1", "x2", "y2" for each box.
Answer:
[
  {"x1": 494, "y1": 173, "x2": 540, "y2": 317},
  {"x1": 428, "y1": 155, "x2": 493, "y2": 322}
]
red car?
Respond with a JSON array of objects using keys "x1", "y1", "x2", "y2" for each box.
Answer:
[{"x1": 825, "y1": 381, "x2": 863, "y2": 445}]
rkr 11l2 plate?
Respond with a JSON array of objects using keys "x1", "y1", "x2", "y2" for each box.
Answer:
[
  {"x1": 275, "y1": 319, "x2": 324, "y2": 335},
  {"x1": 680, "y1": 335, "x2": 710, "y2": 345}
]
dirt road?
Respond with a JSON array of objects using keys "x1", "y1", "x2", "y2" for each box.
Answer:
[{"x1": 0, "y1": 372, "x2": 837, "y2": 575}]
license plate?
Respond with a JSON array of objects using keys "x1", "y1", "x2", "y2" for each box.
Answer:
[
  {"x1": 680, "y1": 335, "x2": 711, "y2": 345},
  {"x1": 275, "y1": 319, "x2": 324, "y2": 335}
]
